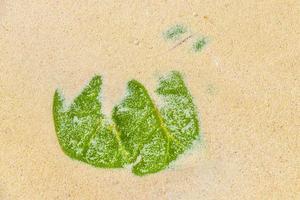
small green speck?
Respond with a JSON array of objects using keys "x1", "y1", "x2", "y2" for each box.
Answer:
[
  {"x1": 193, "y1": 37, "x2": 208, "y2": 52},
  {"x1": 164, "y1": 24, "x2": 187, "y2": 40},
  {"x1": 206, "y1": 84, "x2": 217, "y2": 95}
]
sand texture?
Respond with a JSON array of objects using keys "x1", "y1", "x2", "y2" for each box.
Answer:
[{"x1": 0, "y1": 0, "x2": 299, "y2": 199}]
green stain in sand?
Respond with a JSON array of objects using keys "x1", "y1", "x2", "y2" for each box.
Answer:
[
  {"x1": 193, "y1": 37, "x2": 208, "y2": 52},
  {"x1": 163, "y1": 24, "x2": 187, "y2": 40},
  {"x1": 53, "y1": 71, "x2": 200, "y2": 176}
]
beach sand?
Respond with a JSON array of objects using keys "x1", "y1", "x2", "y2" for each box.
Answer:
[{"x1": 0, "y1": 1, "x2": 299, "y2": 199}]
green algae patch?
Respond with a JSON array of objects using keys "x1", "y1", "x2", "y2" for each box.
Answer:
[
  {"x1": 192, "y1": 37, "x2": 208, "y2": 52},
  {"x1": 162, "y1": 24, "x2": 209, "y2": 53},
  {"x1": 163, "y1": 24, "x2": 187, "y2": 40},
  {"x1": 53, "y1": 71, "x2": 200, "y2": 176}
]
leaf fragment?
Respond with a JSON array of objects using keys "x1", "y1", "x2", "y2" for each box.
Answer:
[
  {"x1": 156, "y1": 71, "x2": 200, "y2": 162},
  {"x1": 53, "y1": 76, "x2": 124, "y2": 168}
]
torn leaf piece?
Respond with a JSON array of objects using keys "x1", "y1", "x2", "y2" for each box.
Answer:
[
  {"x1": 53, "y1": 76, "x2": 124, "y2": 168},
  {"x1": 112, "y1": 80, "x2": 169, "y2": 175},
  {"x1": 156, "y1": 71, "x2": 200, "y2": 162}
]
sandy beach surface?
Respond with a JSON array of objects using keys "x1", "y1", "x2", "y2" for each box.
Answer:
[{"x1": 0, "y1": 1, "x2": 299, "y2": 199}]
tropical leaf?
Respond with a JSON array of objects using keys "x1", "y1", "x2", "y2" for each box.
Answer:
[{"x1": 53, "y1": 71, "x2": 200, "y2": 175}]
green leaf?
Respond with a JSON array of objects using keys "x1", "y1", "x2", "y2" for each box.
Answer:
[{"x1": 53, "y1": 71, "x2": 200, "y2": 176}]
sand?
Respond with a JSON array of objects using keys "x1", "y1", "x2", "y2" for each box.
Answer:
[{"x1": 0, "y1": 0, "x2": 299, "y2": 199}]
